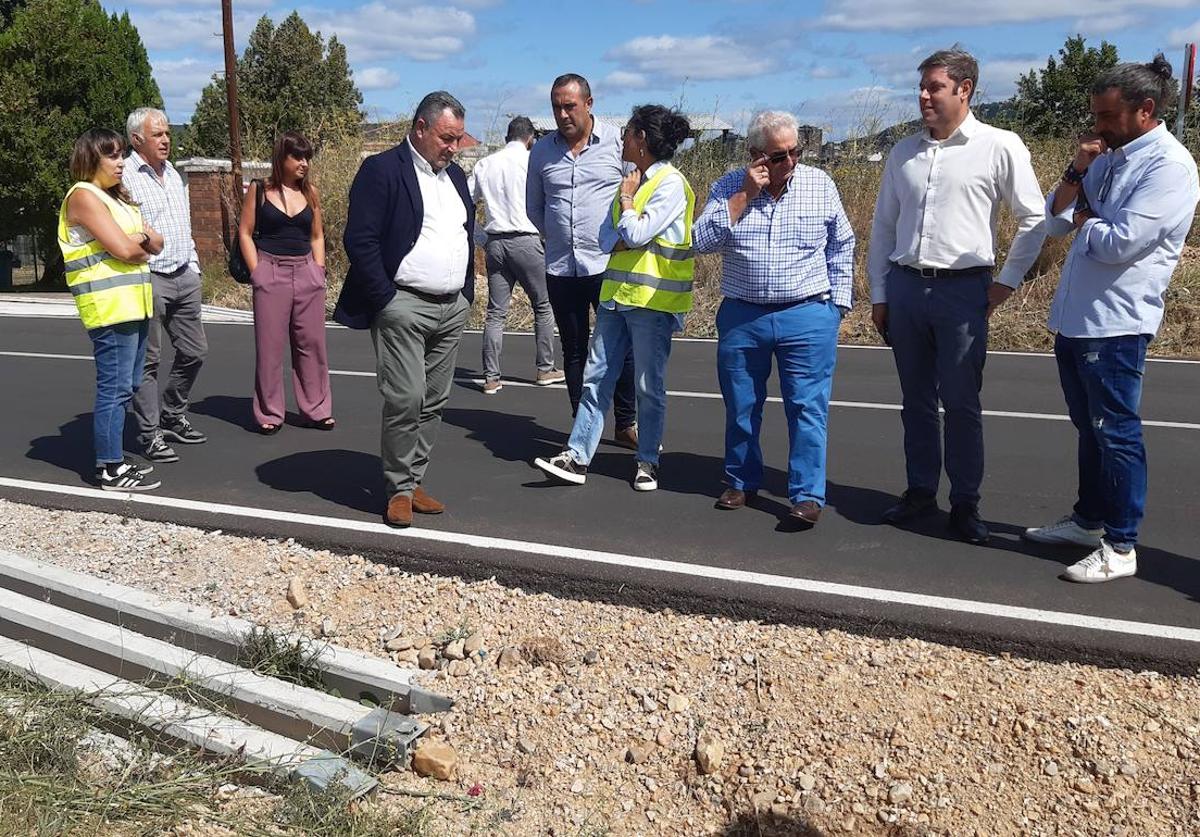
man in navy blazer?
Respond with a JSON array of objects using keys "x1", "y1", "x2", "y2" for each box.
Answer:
[{"x1": 335, "y1": 91, "x2": 475, "y2": 528}]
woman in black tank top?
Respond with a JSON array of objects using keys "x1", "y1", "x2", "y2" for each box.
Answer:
[{"x1": 236, "y1": 131, "x2": 334, "y2": 434}]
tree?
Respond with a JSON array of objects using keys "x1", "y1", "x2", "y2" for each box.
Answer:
[
  {"x1": 1004, "y1": 35, "x2": 1120, "y2": 138},
  {"x1": 189, "y1": 12, "x2": 363, "y2": 160},
  {"x1": 0, "y1": 0, "x2": 161, "y2": 283}
]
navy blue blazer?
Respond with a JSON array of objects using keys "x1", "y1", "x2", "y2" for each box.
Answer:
[{"x1": 333, "y1": 142, "x2": 475, "y2": 329}]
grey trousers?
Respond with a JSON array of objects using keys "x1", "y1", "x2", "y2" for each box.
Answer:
[
  {"x1": 132, "y1": 267, "x2": 207, "y2": 445},
  {"x1": 482, "y1": 234, "x2": 555, "y2": 379},
  {"x1": 371, "y1": 289, "x2": 469, "y2": 498}
]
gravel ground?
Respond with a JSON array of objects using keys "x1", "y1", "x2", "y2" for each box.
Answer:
[{"x1": 1, "y1": 498, "x2": 1198, "y2": 836}]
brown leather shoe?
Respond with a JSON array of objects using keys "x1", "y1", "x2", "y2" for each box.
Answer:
[
  {"x1": 384, "y1": 494, "x2": 413, "y2": 528},
  {"x1": 612, "y1": 424, "x2": 639, "y2": 451},
  {"x1": 412, "y1": 486, "x2": 445, "y2": 515},
  {"x1": 789, "y1": 500, "x2": 822, "y2": 525},
  {"x1": 715, "y1": 488, "x2": 755, "y2": 510}
]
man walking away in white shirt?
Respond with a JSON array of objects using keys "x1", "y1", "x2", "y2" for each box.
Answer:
[
  {"x1": 867, "y1": 48, "x2": 1046, "y2": 544},
  {"x1": 470, "y1": 116, "x2": 563, "y2": 394},
  {"x1": 1024, "y1": 55, "x2": 1199, "y2": 583}
]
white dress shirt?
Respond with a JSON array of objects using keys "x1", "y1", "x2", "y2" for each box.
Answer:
[
  {"x1": 867, "y1": 112, "x2": 1046, "y2": 304},
  {"x1": 122, "y1": 150, "x2": 199, "y2": 274},
  {"x1": 394, "y1": 138, "x2": 469, "y2": 295},
  {"x1": 469, "y1": 141, "x2": 539, "y2": 235}
]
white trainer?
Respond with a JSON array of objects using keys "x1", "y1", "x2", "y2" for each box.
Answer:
[
  {"x1": 633, "y1": 461, "x2": 658, "y2": 492},
  {"x1": 1023, "y1": 515, "x2": 1104, "y2": 547},
  {"x1": 1063, "y1": 541, "x2": 1137, "y2": 583},
  {"x1": 534, "y1": 451, "x2": 587, "y2": 485}
]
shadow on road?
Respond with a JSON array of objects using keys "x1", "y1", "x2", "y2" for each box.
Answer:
[
  {"x1": 26, "y1": 413, "x2": 93, "y2": 483},
  {"x1": 255, "y1": 449, "x2": 384, "y2": 515},
  {"x1": 191, "y1": 394, "x2": 257, "y2": 432}
]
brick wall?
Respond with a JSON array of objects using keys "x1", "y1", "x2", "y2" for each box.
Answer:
[{"x1": 177, "y1": 159, "x2": 270, "y2": 270}]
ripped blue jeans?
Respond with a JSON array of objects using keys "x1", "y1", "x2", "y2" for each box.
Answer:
[{"x1": 1054, "y1": 333, "x2": 1149, "y2": 548}]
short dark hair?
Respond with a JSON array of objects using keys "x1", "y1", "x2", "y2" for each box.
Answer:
[
  {"x1": 627, "y1": 104, "x2": 691, "y2": 161},
  {"x1": 413, "y1": 90, "x2": 465, "y2": 127},
  {"x1": 551, "y1": 73, "x2": 591, "y2": 100},
  {"x1": 505, "y1": 116, "x2": 534, "y2": 142},
  {"x1": 1092, "y1": 53, "x2": 1177, "y2": 117},
  {"x1": 918, "y1": 47, "x2": 979, "y2": 101}
]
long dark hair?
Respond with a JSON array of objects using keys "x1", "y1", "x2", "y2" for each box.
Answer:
[
  {"x1": 68, "y1": 128, "x2": 133, "y2": 204},
  {"x1": 266, "y1": 131, "x2": 317, "y2": 207},
  {"x1": 627, "y1": 105, "x2": 691, "y2": 161}
]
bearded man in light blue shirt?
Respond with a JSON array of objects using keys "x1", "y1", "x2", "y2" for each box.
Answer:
[{"x1": 1024, "y1": 55, "x2": 1199, "y2": 583}]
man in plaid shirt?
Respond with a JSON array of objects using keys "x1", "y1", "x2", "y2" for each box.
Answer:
[
  {"x1": 693, "y1": 110, "x2": 854, "y2": 527},
  {"x1": 122, "y1": 107, "x2": 209, "y2": 464}
]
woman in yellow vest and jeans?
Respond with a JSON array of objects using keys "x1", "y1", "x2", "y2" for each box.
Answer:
[
  {"x1": 58, "y1": 128, "x2": 163, "y2": 491},
  {"x1": 536, "y1": 105, "x2": 694, "y2": 491}
]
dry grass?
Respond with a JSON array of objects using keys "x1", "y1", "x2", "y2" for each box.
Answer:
[{"x1": 201, "y1": 134, "x2": 1200, "y2": 358}]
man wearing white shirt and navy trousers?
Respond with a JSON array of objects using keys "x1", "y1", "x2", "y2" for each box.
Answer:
[
  {"x1": 1025, "y1": 55, "x2": 1199, "y2": 582},
  {"x1": 868, "y1": 48, "x2": 1046, "y2": 544},
  {"x1": 469, "y1": 116, "x2": 563, "y2": 394},
  {"x1": 335, "y1": 91, "x2": 474, "y2": 529}
]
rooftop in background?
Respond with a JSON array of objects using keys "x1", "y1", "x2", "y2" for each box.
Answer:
[{"x1": 529, "y1": 114, "x2": 736, "y2": 138}]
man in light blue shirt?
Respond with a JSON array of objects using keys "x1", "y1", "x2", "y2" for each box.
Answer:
[
  {"x1": 527, "y1": 73, "x2": 637, "y2": 449},
  {"x1": 1025, "y1": 55, "x2": 1199, "y2": 583}
]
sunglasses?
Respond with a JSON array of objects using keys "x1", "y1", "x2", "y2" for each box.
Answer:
[{"x1": 755, "y1": 147, "x2": 801, "y2": 165}]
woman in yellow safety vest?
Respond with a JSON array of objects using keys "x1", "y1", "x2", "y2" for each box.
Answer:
[
  {"x1": 535, "y1": 105, "x2": 694, "y2": 492},
  {"x1": 58, "y1": 128, "x2": 163, "y2": 491}
]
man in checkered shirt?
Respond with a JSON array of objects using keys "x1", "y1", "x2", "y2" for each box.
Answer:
[
  {"x1": 122, "y1": 107, "x2": 209, "y2": 465},
  {"x1": 693, "y1": 110, "x2": 855, "y2": 527}
]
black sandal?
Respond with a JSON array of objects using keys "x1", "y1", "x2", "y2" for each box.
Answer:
[
  {"x1": 257, "y1": 423, "x2": 281, "y2": 435},
  {"x1": 303, "y1": 417, "x2": 335, "y2": 430}
]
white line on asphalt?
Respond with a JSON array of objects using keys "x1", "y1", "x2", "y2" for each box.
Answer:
[
  {"x1": 1, "y1": 475, "x2": 1198, "y2": 646},
  {"x1": 4, "y1": 350, "x2": 1198, "y2": 430}
]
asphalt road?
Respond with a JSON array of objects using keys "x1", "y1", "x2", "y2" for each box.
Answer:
[{"x1": 2, "y1": 314, "x2": 1199, "y2": 669}]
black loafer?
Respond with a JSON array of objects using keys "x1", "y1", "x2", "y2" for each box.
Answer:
[
  {"x1": 949, "y1": 503, "x2": 989, "y2": 544},
  {"x1": 881, "y1": 489, "x2": 938, "y2": 524}
]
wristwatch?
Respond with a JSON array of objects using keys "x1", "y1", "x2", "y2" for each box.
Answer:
[
  {"x1": 1061, "y1": 163, "x2": 1086, "y2": 185},
  {"x1": 138, "y1": 232, "x2": 150, "y2": 246}
]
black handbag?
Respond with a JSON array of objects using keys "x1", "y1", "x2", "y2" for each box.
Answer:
[{"x1": 228, "y1": 178, "x2": 264, "y2": 284}]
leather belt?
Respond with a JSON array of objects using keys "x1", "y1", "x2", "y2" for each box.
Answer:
[
  {"x1": 397, "y1": 285, "x2": 461, "y2": 305},
  {"x1": 893, "y1": 262, "x2": 991, "y2": 279},
  {"x1": 486, "y1": 231, "x2": 538, "y2": 240}
]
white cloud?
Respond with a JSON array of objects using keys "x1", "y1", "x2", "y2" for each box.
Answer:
[
  {"x1": 977, "y1": 57, "x2": 1041, "y2": 101},
  {"x1": 603, "y1": 70, "x2": 649, "y2": 92},
  {"x1": 818, "y1": 0, "x2": 1193, "y2": 30},
  {"x1": 121, "y1": 0, "x2": 272, "y2": 8},
  {"x1": 1168, "y1": 19, "x2": 1200, "y2": 47},
  {"x1": 306, "y1": 2, "x2": 477, "y2": 62},
  {"x1": 151, "y1": 57, "x2": 220, "y2": 120},
  {"x1": 356, "y1": 67, "x2": 401, "y2": 91},
  {"x1": 794, "y1": 85, "x2": 911, "y2": 140},
  {"x1": 130, "y1": 9, "x2": 259, "y2": 53},
  {"x1": 809, "y1": 65, "x2": 851, "y2": 80},
  {"x1": 604, "y1": 35, "x2": 776, "y2": 81}
]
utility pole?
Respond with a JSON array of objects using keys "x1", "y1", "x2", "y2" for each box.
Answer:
[
  {"x1": 220, "y1": 0, "x2": 243, "y2": 219},
  {"x1": 1174, "y1": 44, "x2": 1195, "y2": 141}
]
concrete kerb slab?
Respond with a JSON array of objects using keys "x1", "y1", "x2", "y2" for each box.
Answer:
[
  {"x1": 0, "y1": 637, "x2": 377, "y2": 798},
  {"x1": 0, "y1": 550, "x2": 452, "y2": 714},
  {"x1": 0, "y1": 297, "x2": 254, "y2": 323},
  {"x1": 0, "y1": 585, "x2": 427, "y2": 766}
]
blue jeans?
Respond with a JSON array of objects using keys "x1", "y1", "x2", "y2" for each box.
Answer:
[
  {"x1": 716, "y1": 296, "x2": 840, "y2": 505},
  {"x1": 567, "y1": 306, "x2": 674, "y2": 465},
  {"x1": 1055, "y1": 333, "x2": 1149, "y2": 548},
  {"x1": 88, "y1": 320, "x2": 149, "y2": 467},
  {"x1": 886, "y1": 265, "x2": 990, "y2": 507}
]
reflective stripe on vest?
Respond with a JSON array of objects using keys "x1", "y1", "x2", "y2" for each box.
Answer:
[
  {"x1": 58, "y1": 182, "x2": 154, "y2": 330},
  {"x1": 600, "y1": 164, "x2": 696, "y2": 315}
]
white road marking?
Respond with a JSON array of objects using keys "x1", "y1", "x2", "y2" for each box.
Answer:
[
  {"x1": 3, "y1": 350, "x2": 1198, "y2": 430},
  {"x1": 1, "y1": 475, "x2": 1197, "y2": 645}
]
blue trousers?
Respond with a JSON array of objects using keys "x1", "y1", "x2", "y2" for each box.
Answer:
[
  {"x1": 567, "y1": 306, "x2": 674, "y2": 466},
  {"x1": 886, "y1": 265, "x2": 989, "y2": 507},
  {"x1": 88, "y1": 320, "x2": 149, "y2": 467},
  {"x1": 1055, "y1": 333, "x2": 1149, "y2": 548},
  {"x1": 716, "y1": 296, "x2": 840, "y2": 505}
]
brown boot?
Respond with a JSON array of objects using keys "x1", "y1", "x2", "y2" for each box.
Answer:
[
  {"x1": 714, "y1": 488, "x2": 755, "y2": 510},
  {"x1": 384, "y1": 494, "x2": 413, "y2": 528},
  {"x1": 412, "y1": 486, "x2": 445, "y2": 515},
  {"x1": 788, "y1": 500, "x2": 822, "y2": 525}
]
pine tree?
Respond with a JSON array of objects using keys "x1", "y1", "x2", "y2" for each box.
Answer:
[
  {"x1": 0, "y1": 0, "x2": 162, "y2": 283},
  {"x1": 1003, "y1": 36, "x2": 1120, "y2": 138},
  {"x1": 188, "y1": 12, "x2": 363, "y2": 160}
]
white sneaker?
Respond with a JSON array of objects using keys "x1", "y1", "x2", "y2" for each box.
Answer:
[
  {"x1": 1023, "y1": 515, "x2": 1104, "y2": 547},
  {"x1": 633, "y1": 461, "x2": 657, "y2": 492},
  {"x1": 1063, "y1": 541, "x2": 1137, "y2": 583}
]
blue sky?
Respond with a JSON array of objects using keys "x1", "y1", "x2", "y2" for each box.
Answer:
[{"x1": 109, "y1": 0, "x2": 1200, "y2": 142}]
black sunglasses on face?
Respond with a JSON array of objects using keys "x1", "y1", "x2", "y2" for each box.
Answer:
[{"x1": 756, "y1": 147, "x2": 801, "y2": 164}]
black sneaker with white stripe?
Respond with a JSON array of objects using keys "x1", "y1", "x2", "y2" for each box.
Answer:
[
  {"x1": 97, "y1": 462, "x2": 161, "y2": 492},
  {"x1": 144, "y1": 432, "x2": 179, "y2": 463},
  {"x1": 534, "y1": 451, "x2": 587, "y2": 485}
]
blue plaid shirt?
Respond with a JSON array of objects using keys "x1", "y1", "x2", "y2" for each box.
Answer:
[
  {"x1": 693, "y1": 165, "x2": 855, "y2": 308},
  {"x1": 122, "y1": 150, "x2": 199, "y2": 274}
]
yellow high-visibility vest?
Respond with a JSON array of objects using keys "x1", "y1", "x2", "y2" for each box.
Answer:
[
  {"x1": 57, "y1": 182, "x2": 153, "y2": 330},
  {"x1": 600, "y1": 163, "x2": 695, "y2": 314}
]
